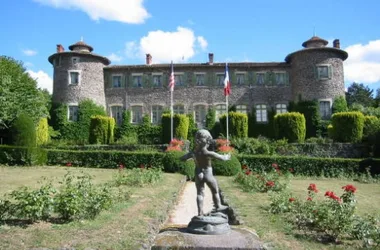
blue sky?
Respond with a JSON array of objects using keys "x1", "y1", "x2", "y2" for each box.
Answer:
[{"x1": 1, "y1": 0, "x2": 380, "y2": 94}]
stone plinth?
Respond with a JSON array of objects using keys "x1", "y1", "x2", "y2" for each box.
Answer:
[{"x1": 151, "y1": 227, "x2": 264, "y2": 250}]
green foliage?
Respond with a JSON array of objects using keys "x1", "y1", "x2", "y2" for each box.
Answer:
[
  {"x1": 0, "y1": 145, "x2": 47, "y2": 166},
  {"x1": 346, "y1": 82, "x2": 375, "y2": 107},
  {"x1": 12, "y1": 112, "x2": 36, "y2": 147},
  {"x1": 36, "y1": 118, "x2": 49, "y2": 145},
  {"x1": 289, "y1": 100, "x2": 321, "y2": 138},
  {"x1": 231, "y1": 137, "x2": 275, "y2": 155},
  {"x1": 332, "y1": 96, "x2": 348, "y2": 113},
  {"x1": 0, "y1": 56, "x2": 49, "y2": 129},
  {"x1": 219, "y1": 112, "x2": 248, "y2": 138},
  {"x1": 8, "y1": 181, "x2": 56, "y2": 221},
  {"x1": 161, "y1": 114, "x2": 189, "y2": 143},
  {"x1": 186, "y1": 113, "x2": 197, "y2": 145},
  {"x1": 54, "y1": 172, "x2": 113, "y2": 220},
  {"x1": 362, "y1": 116, "x2": 380, "y2": 143},
  {"x1": 115, "y1": 109, "x2": 136, "y2": 140},
  {"x1": 212, "y1": 154, "x2": 241, "y2": 176},
  {"x1": 248, "y1": 107, "x2": 276, "y2": 138},
  {"x1": 274, "y1": 112, "x2": 306, "y2": 143},
  {"x1": 89, "y1": 115, "x2": 114, "y2": 144},
  {"x1": 351, "y1": 214, "x2": 380, "y2": 248},
  {"x1": 113, "y1": 167, "x2": 163, "y2": 187},
  {"x1": 331, "y1": 111, "x2": 365, "y2": 143},
  {"x1": 162, "y1": 151, "x2": 195, "y2": 180},
  {"x1": 137, "y1": 115, "x2": 161, "y2": 144},
  {"x1": 237, "y1": 155, "x2": 361, "y2": 177},
  {"x1": 205, "y1": 107, "x2": 217, "y2": 136}
]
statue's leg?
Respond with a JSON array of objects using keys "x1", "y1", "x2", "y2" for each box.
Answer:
[
  {"x1": 205, "y1": 172, "x2": 228, "y2": 211},
  {"x1": 195, "y1": 172, "x2": 205, "y2": 216}
]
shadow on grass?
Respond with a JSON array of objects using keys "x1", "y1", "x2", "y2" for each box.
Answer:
[{"x1": 0, "y1": 217, "x2": 71, "y2": 228}]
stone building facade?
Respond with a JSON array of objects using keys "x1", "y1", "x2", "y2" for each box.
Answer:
[{"x1": 48, "y1": 36, "x2": 348, "y2": 128}]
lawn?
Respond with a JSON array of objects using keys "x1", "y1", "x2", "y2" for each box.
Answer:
[
  {"x1": 0, "y1": 166, "x2": 185, "y2": 250},
  {"x1": 217, "y1": 176, "x2": 380, "y2": 250}
]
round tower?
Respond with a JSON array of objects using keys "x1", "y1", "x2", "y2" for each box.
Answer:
[
  {"x1": 286, "y1": 36, "x2": 348, "y2": 103},
  {"x1": 48, "y1": 40, "x2": 110, "y2": 108}
]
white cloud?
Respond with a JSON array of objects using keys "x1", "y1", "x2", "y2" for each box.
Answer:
[
  {"x1": 344, "y1": 40, "x2": 380, "y2": 84},
  {"x1": 125, "y1": 27, "x2": 208, "y2": 63},
  {"x1": 22, "y1": 49, "x2": 38, "y2": 56},
  {"x1": 33, "y1": 0, "x2": 150, "y2": 24},
  {"x1": 27, "y1": 70, "x2": 53, "y2": 93},
  {"x1": 108, "y1": 53, "x2": 123, "y2": 62},
  {"x1": 24, "y1": 62, "x2": 34, "y2": 68}
]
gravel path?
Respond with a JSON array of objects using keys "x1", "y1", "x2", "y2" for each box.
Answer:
[{"x1": 167, "y1": 181, "x2": 214, "y2": 225}]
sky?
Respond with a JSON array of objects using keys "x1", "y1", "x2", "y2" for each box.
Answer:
[{"x1": 1, "y1": 0, "x2": 380, "y2": 95}]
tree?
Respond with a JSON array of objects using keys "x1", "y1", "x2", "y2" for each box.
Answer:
[
  {"x1": 375, "y1": 88, "x2": 380, "y2": 108},
  {"x1": 0, "y1": 56, "x2": 49, "y2": 129},
  {"x1": 345, "y1": 82, "x2": 375, "y2": 107}
]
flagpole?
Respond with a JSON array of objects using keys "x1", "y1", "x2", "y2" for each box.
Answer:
[
  {"x1": 226, "y1": 94, "x2": 229, "y2": 145},
  {"x1": 170, "y1": 90, "x2": 173, "y2": 141}
]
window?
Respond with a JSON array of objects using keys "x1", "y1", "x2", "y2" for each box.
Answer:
[
  {"x1": 256, "y1": 104, "x2": 267, "y2": 123},
  {"x1": 110, "y1": 106, "x2": 123, "y2": 125},
  {"x1": 216, "y1": 74, "x2": 224, "y2": 86},
  {"x1": 112, "y1": 75, "x2": 122, "y2": 88},
  {"x1": 132, "y1": 75, "x2": 142, "y2": 87},
  {"x1": 276, "y1": 104, "x2": 287, "y2": 114},
  {"x1": 151, "y1": 105, "x2": 163, "y2": 124},
  {"x1": 72, "y1": 57, "x2": 79, "y2": 65},
  {"x1": 316, "y1": 65, "x2": 332, "y2": 80},
  {"x1": 236, "y1": 73, "x2": 245, "y2": 85},
  {"x1": 275, "y1": 72, "x2": 286, "y2": 85},
  {"x1": 152, "y1": 74, "x2": 162, "y2": 87},
  {"x1": 236, "y1": 105, "x2": 247, "y2": 114},
  {"x1": 319, "y1": 101, "x2": 331, "y2": 119},
  {"x1": 53, "y1": 56, "x2": 61, "y2": 67},
  {"x1": 68, "y1": 70, "x2": 80, "y2": 85},
  {"x1": 131, "y1": 106, "x2": 143, "y2": 124},
  {"x1": 256, "y1": 73, "x2": 265, "y2": 85},
  {"x1": 175, "y1": 74, "x2": 184, "y2": 86},
  {"x1": 195, "y1": 74, "x2": 205, "y2": 86},
  {"x1": 194, "y1": 105, "x2": 207, "y2": 127},
  {"x1": 68, "y1": 105, "x2": 78, "y2": 122},
  {"x1": 215, "y1": 104, "x2": 227, "y2": 121},
  {"x1": 173, "y1": 105, "x2": 184, "y2": 114}
]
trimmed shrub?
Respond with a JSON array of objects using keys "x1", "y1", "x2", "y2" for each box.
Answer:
[
  {"x1": 362, "y1": 116, "x2": 380, "y2": 143},
  {"x1": 12, "y1": 112, "x2": 36, "y2": 147},
  {"x1": 36, "y1": 118, "x2": 49, "y2": 145},
  {"x1": 219, "y1": 112, "x2": 248, "y2": 138},
  {"x1": 238, "y1": 154, "x2": 361, "y2": 177},
  {"x1": 186, "y1": 114, "x2": 197, "y2": 145},
  {"x1": 115, "y1": 109, "x2": 136, "y2": 140},
  {"x1": 331, "y1": 112, "x2": 365, "y2": 143},
  {"x1": 137, "y1": 115, "x2": 161, "y2": 144},
  {"x1": 89, "y1": 116, "x2": 115, "y2": 144},
  {"x1": 162, "y1": 114, "x2": 189, "y2": 143},
  {"x1": 212, "y1": 154, "x2": 241, "y2": 176},
  {"x1": 162, "y1": 151, "x2": 195, "y2": 180},
  {"x1": 289, "y1": 100, "x2": 321, "y2": 138},
  {"x1": 274, "y1": 112, "x2": 306, "y2": 143},
  {"x1": 0, "y1": 145, "x2": 47, "y2": 166},
  {"x1": 332, "y1": 96, "x2": 348, "y2": 113}
]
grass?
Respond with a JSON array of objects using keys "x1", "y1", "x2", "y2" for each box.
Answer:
[
  {"x1": 217, "y1": 176, "x2": 380, "y2": 250},
  {"x1": 0, "y1": 166, "x2": 185, "y2": 250}
]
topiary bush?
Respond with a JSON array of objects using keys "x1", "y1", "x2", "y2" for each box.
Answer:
[
  {"x1": 362, "y1": 116, "x2": 380, "y2": 143},
  {"x1": 248, "y1": 107, "x2": 276, "y2": 138},
  {"x1": 12, "y1": 112, "x2": 36, "y2": 147},
  {"x1": 212, "y1": 154, "x2": 241, "y2": 176},
  {"x1": 161, "y1": 114, "x2": 189, "y2": 143},
  {"x1": 89, "y1": 116, "x2": 114, "y2": 144},
  {"x1": 36, "y1": 117, "x2": 49, "y2": 146},
  {"x1": 219, "y1": 112, "x2": 248, "y2": 138},
  {"x1": 274, "y1": 112, "x2": 306, "y2": 143},
  {"x1": 289, "y1": 100, "x2": 321, "y2": 138},
  {"x1": 332, "y1": 96, "x2": 348, "y2": 114},
  {"x1": 162, "y1": 151, "x2": 195, "y2": 180},
  {"x1": 331, "y1": 112, "x2": 365, "y2": 143}
]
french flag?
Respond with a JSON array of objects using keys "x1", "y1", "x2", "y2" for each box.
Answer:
[{"x1": 224, "y1": 63, "x2": 231, "y2": 96}]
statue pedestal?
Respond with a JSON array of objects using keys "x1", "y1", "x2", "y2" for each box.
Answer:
[
  {"x1": 151, "y1": 227, "x2": 264, "y2": 250},
  {"x1": 187, "y1": 212, "x2": 230, "y2": 235}
]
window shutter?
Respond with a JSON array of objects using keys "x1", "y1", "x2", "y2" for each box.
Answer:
[
  {"x1": 328, "y1": 65, "x2": 333, "y2": 79},
  {"x1": 314, "y1": 66, "x2": 319, "y2": 80},
  {"x1": 121, "y1": 74, "x2": 126, "y2": 88},
  {"x1": 251, "y1": 72, "x2": 256, "y2": 85},
  {"x1": 106, "y1": 74, "x2": 112, "y2": 89},
  {"x1": 285, "y1": 72, "x2": 290, "y2": 85},
  {"x1": 182, "y1": 73, "x2": 187, "y2": 87}
]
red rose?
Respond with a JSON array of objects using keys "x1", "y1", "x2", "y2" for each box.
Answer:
[
  {"x1": 288, "y1": 168, "x2": 294, "y2": 173},
  {"x1": 66, "y1": 162, "x2": 72, "y2": 167},
  {"x1": 307, "y1": 183, "x2": 318, "y2": 193},
  {"x1": 266, "y1": 181, "x2": 275, "y2": 187},
  {"x1": 342, "y1": 184, "x2": 357, "y2": 193},
  {"x1": 289, "y1": 197, "x2": 296, "y2": 202},
  {"x1": 307, "y1": 197, "x2": 313, "y2": 201},
  {"x1": 272, "y1": 163, "x2": 278, "y2": 169}
]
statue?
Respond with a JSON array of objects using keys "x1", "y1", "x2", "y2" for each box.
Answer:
[{"x1": 181, "y1": 129, "x2": 230, "y2": 215}]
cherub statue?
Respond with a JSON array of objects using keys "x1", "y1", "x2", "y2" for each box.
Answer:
[{"x1": 181, "y1": 129, "x2": 230, "y2": 216}]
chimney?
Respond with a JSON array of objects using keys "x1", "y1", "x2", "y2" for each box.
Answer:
[
  {"x1": 146, "y1": 54, "x2": 152, "y2": 65},
  {"x1": 56, "y1": 44, "x2": 64, "y2": 53},
  {"x1": 208, "y1": 53, "x2": 214, "y2": 64},
  {"x1": 333, "y1": 39, "x2": 340, "y2": 49}
]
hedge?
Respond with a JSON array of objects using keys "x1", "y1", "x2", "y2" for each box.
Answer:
[
  {"x1": 274, "y1": 112, "x2": 306, "y2": 143},
  {"x1": 0, "y1": 145, "x2": 47, "y2": 166},
  {"x1": 331, "y1": 112, "x2": 365, "y2": 143},
  {"x1": 36, "y1": 117, "x2": 49, "y2": 146},
  {"x1": 219, "y1": 112, "x2": 248, "y2": 138},
  {"x1": 248, "y1": 108, "x2": 276, "y2": 138},
  {"x1": 362, "y1": 116, "x2": 380, "y2": 143},
  {"x1": 237, "y1": 154, "x2": 361, "y2": 177},
  {"x1": 212, "y1": 154, "x2": 241, "y2": 176},
  {"x1": 289, "y1": 100, "x2": 321, "y2": 138},
  {"x1": 89, "y1": 116, "x2": 115, "y2": 144}
]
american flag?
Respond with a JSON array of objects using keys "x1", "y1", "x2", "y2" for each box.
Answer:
[
  {"x1": 168, "y1": 61, "x2": 175, "y2": 92},
  {"x1": 224, "y1": 63, "x2": 231, "y2": 96}
]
